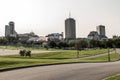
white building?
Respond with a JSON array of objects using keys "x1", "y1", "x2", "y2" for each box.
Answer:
[
  {"x1": 46, "y1": 33, "x2": 63, "y2": 42},
  {"x1": 18, "y1": 32, "x2": 38, "y2": 41}
]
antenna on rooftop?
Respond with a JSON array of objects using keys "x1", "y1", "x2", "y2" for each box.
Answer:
[{"x1": 69, "y1": 11, "x2": 71, "y2": 18}]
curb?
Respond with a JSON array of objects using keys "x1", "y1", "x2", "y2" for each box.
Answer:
[
  {"x1": 0, "y1": 62, "x2": 82, "y2": 72},
  {"x1": 0, "y1": 60, "x2": 119, "y2": 72},
  {"x1": 102, "y1": 74, "x2": 120, "y2": 80}
]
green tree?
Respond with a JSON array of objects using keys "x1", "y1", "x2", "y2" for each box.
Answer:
[
  {"x1": 49, "y1": 41, "x2": 57, "y2": 48},
  {"x1": 0, "y1": 37, "x2": 8, "y2": 45},
  {"x1": 79, "y1": 40, "x2": 88, "y2": 49},
  {"x1": 68, "y1": 41, "x2": 75, "y2": 47},
  {"x1": 89, "y1": 39, "x2": 99, "y2": 48},
  {"x1": 57, "y1": 42, "x2": 68, "y2": 49},
  {"x1": 75, "y1": 40, "x2": 88, "y2": 58},
  {"x1": 106, "y1": 39, "x2": 113, "y2": 48}
]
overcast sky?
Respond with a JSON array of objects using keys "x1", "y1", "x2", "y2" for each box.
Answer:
[{"x1": 0, "y1": 0, "x2": 120, "y2": 38}]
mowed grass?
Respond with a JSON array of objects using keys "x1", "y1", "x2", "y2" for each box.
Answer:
[
  {"x1": 84, "y1": 53, "x2": 120, "y2": 62},
  {"x1": 105, "y1": 75, "x2": 120, "y2": 80},
  {"x1": 0, "y1": 49, "x2": 118, "y2": 69},
  {"x1": 27, "y1": 49, "x2": 113, "y2": 59},
  {"x1": 1, "y1": 49, "x2": 112, "y2": 59}
]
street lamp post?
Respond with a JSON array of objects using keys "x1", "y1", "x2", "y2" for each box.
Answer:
[
  {"x1": 115, "y1": 48, "x2": 117, "y2": 54},
  {"x1": 119, "y1": 53, "x2": 120, "y2": 60},
  {"x1": 75, "y1": 42, "x2": 80, "y2": 58},
  {"x1": 113, "y1": 45, "x2": 117, "y2": 54},
  {"x1": 108, "y1": 47, "x2": 110, "y2": 62},
  {"x1": 77, "y1": 50, "x2": 79, "y2": 58}
]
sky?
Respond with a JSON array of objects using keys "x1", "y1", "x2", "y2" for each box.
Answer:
[{"x1": 0, "y1": 0, "x2": 120, "y2": 38}]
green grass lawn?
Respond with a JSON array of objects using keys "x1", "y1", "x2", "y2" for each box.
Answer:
[
  {"x1": 1, "y1": 49, "x2": 112, "y2": 59},
  {"x1": 0, "y1": 49, "x2": 118, "y2": 69},
  {"x1": 30, "y1": 49, "x2": 113, "y2": 59},
  {"x1": 85, "y1": 53, "x2": 119, "y2": 62},
  {"x1": 105, "y1": 75, "x2": 120, "y2": 80}
]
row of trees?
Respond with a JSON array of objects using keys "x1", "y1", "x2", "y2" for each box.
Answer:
[
  {"x1": 0, "y1": 37, "x2": 120, "y2": 49},
  {"x1": 48, "y1": 38, "x2": 120, "y2": 49},
  {"x1": 0, "y1": 37, "x2": 19, "y2": 45},
  {"x1": 0, "y1": 37, "x2": 41, "y2": 46}
]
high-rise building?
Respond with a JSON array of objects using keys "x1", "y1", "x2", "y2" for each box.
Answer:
[
  {"x1": 96, "y1": 25, "x2": 105, "y2": 36},
  {"x1": 5, "y1": 21, "x2": 17, "y2": 37},
  {"x1": 87, "y1": 25, "x2": 108, "y2": 40},
  {"x1": 96, "y1": 25, "x2": 107, "y2": 40},
  {"x1": 5, "y1": 25, "x2": 10, "y2": 37},
  {"x1": 65, "y1": 18, "x2": 76, "y2": 39},
  {"x1": 9, "y1": 21, "x2": 15, "y2": 35}
]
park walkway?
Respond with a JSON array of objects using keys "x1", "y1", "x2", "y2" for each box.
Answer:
[
  {"x1": 0, "y1": 49, "x2": 56, "y2": 56},
  {"x1": 78, "y1": 49, "x2": 117, "y2": 60}
]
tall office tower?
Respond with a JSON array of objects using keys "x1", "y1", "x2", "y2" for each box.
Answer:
[
  {"x1": 9, "y1": 21, "x2": 15, "y2": 35},
  {"x1": 65, "y1": 18, "x2": 76, "y2": 39},
  {"x1": 5, "y1": 25, "x2": 10, "y2": 37},
  {"x1": 5, "y1": 21, "x2": 17, "y2": 37},
  {"x1": 96, "y1": 25, "x2": 106, "y2": 36}
]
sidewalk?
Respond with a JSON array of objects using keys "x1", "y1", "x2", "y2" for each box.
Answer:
[{"x1": 78, "y1": 50, "x2": 117, "y2": 60}]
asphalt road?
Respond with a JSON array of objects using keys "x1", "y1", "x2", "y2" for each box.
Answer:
[{"x1": 1, "y1": 61, "x2": 120, "y2": 80}]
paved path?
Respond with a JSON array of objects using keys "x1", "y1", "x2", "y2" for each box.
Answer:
[
  {"x1": 78, "y1": 49, "x2": 117, "y2": 59},
  {"x1": 0, "y1": 49, "x2": 19, "y2": 56},
  {"x1": 1, "y1": 61, "x2": 120, "y2": 80}
]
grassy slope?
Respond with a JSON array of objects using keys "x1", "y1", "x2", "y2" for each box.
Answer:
[
  {"x1": 85, "y1": 53, "x2": 119, "y2": 62},
  {"x1": 105, "y1": 75, "x2": 120, "y2": 80},
  {"x1": 0, "y1": 49, "x2": 118, "y2": 69}
]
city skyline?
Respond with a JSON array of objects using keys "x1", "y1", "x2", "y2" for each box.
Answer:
[{"x1": 0, "y1": 0, "x2": 120, "y2": 38}]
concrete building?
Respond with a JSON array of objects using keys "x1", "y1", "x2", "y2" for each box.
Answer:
[
  {"x1": 5, "y1": 25, "x2": 10, "y2": 37},
  {"x1": 96, "y1": 25, "x2": 105, "y2": 36},
  {"x1": 18, "y1": 32, "x2": 38, "y2": 41},
  {"x1": 5, "y1": 21, "x2": 17, "y2": 37},
  {"x1": 65, "y1": 18, "x2": 76, "y2": 39},
  {"x1": 46, "y1": 33, "x2": 63, "y2": 42},
  {"x1": 9, "y1": 21, "x2": 14, "y2": 34},
  {"x1": 87, "y1": 25, "x2": 108, "y2": 40},
  {"x1": 96, "y1": 25, "x2": 107, "y2": 40},
  {"x1": 88, "y1": 31, "x2": 99, "y2": 40}
]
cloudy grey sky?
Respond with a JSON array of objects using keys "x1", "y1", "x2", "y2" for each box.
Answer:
[{"x1": 0, "y1": 0, "x2": 120, "y2": 38}]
